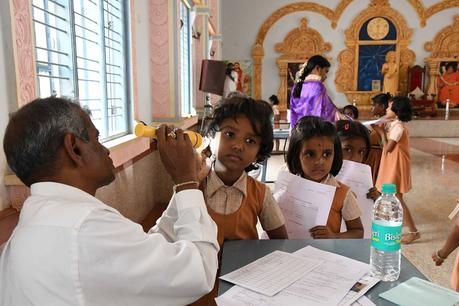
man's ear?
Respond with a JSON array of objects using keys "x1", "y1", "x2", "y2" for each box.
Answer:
[{"x1": 63, "y1": 133, "x2": 85, "y2": 167}]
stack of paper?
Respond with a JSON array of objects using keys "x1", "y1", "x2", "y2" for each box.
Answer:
[{"x1": 216, "y1": 246, "x2": 379, "y2": 306}]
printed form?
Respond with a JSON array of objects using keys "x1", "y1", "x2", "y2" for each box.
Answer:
[
  {"x1": 219, "y1": 250, "x2": 322, "y2": 297},
  {"x1": 274, "y1": 170, "x2": 336, "y2": 239},
  {"x1": 216, "y1": 246, "x2": 370, "y2": 306},
  {"x1": 336, "y1": 160, "x2": 374, "y2": 238}
]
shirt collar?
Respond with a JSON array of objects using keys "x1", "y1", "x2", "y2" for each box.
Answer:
[
  {"x1": 206, "y1": 170, "x2": 247, "y2": 197},
  {"x1": 30, "y1": 182, "x2": 115, "y2": 211},
  {"x1": 320, "y1": 174, "x2": 340, "y2": 187}
]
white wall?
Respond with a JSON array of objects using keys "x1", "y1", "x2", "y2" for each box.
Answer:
[
  {"x1": 221, "y1": 0, "x2": 459, "y2": 106},
  {"x1": 0, "y1": 0, "x2": 18, "y2": 210}
]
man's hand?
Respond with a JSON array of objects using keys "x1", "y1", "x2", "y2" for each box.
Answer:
[
  {"x1": 367, "y1": 187, "x2": 381, "y2": 201},
  {"x1": 156, "y1": 125, "x2": 197, "y2": 185}
]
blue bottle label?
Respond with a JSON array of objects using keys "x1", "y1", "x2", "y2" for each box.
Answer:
[{"x1": 371, "y1": 222, "x2": 402, "y2": 251}]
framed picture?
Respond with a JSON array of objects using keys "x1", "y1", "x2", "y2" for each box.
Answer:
[
  {"x1": 224, "y1": 60, "x2": 253, "y2": 97},
  {"x1": 371, "y1": 79, "x2": 381, "y2": 91}
]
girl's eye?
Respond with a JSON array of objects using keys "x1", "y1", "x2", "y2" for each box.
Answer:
[
  {"x1": 223, "y1": 130, "x2": 234, "y2": 138},
  {"x1": 245, "y1": 138, "x2": 257, "y2": 145},
  {"x1": 303, "y1": 152, "x2": 313, "y2": 158},
  {"x1": 359, "y1": 149, "x2": 367, "y2": 156},
  {"x1": 344, "y1": 147, "x2": 352, "y2": 153},
  {"x1": 323, "y1": 151, "x2": 332, "y2": 158}
]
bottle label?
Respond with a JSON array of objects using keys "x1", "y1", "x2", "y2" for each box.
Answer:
[{"x1": 371, "y1": 222, "x2": 402, "y2": 251}]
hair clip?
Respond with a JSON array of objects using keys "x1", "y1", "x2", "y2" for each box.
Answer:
[{"x1": 344, "y1": 123, "x2": 350, "y2": 131}]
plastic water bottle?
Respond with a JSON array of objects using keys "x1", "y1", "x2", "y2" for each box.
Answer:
[{"x1": 370, "y1": 183, "x2": 403, "y2": 281}]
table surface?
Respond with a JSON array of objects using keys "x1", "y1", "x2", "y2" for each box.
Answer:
[{"x1": 218, "y1": 239, "x2": 427, "y2": 306}]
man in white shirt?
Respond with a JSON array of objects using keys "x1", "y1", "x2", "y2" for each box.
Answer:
[{"x1": 0, "y1": 97, "x2": 219, "y2": 306}]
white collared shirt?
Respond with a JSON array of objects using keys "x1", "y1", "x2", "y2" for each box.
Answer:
[{"x1": 0, "y1": 182, "x2": 219, "y2": 306}]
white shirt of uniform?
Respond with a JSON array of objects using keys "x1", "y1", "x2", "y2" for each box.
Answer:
[{"x1": 0, "y1": 182, "x2": 219, "y2": 306}]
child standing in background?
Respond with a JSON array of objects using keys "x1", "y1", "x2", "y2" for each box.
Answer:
[
  {"x1": 269, "y1": 94, "x2": 281, "y2": 151},
  {"x1": 286, "y1": 116, "x2": 364, "y2": 238},
  {"x1": 335, "y1": 120, "x2": 380, "y2": 201},
  {"x1": 372, "y1": 96, "x2": 419, "y2": 244},
  {"x1": 366, "y1": 93, "x2": 390, "y2": 184},
  {"x1": 342, "y1": 104, "x2": 359, "y2": 120}
]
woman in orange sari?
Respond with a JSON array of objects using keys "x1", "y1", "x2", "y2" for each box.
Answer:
[{"x1": 437, "y1": 62, "x2": 459, "y2": 107}]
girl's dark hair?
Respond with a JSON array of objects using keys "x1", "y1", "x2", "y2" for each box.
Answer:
[
  {"x1": 446, "y1": 62, "x2": 458, "y2": 71},
  {"x1": 335, "y1": 120, "x2": 371, "y2": 162},
  {"x1": 269, "y1": 95, "x2": 279, "y2": 105},
  {"x1": 371, "y1": 93, "x2": 390, "y2": 109},
  {"x1": 292, "y1": 55, "x2": 330, "y2": 98},
  {"x1": 391, "y1": 96, "x2": 412, "y2": 122},
  {"x1": 343, "y1": 105, "x2": 359, "y2": 119},
  {"x1": 206, "y1": 96, "x2": 274, "y2": 172},
  {"x1": 287, "y1": 116, "x2": 342, "y2": 177}
]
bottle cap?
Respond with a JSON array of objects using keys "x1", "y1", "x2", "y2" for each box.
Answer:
[{"x1": 381, "y1": 183, "x2": 396, "y2": 194}]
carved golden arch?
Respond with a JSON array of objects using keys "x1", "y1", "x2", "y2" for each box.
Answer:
[
  {"x1": 424, "y1": 15, "x2": 459, "y2": 97},
  {"x1": 335, "y1": 0, "x2": 415, "y2": 107},
  {"x1": 274, "y1": 18, "x2": 331, "y2": 111},
  {"x1": 407, "y1": 0, "x2": 459, "y2": 27},
  {"x1": 251, "y1": 1, "x2": 352, "y2": 99}
]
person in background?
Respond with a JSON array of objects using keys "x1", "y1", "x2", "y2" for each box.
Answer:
[
  {"x1": 432, "y1": 204, "x2": 459, "y2": 291},
  {"x1": 290, "y1": 55, "x2": 344, "y2": 128},
  {"x1": 269, "y1": 94, "x2": 281, "y2": 151},
  {"x1": 223, "y1": 62, "x2": 238, "y2": 98},
  {"x1": 0, "y1": 97, "x2": 219, "y2": 306},
  {"x1": 372, "y1": 96, "x2": 419, "y2": 244},
  {"x1": 437, "y1": 62, "x2": 459, "y2": 107},
  {"x1": 286, "y1": 116, "x2": 364, "y2": 239},
  {"x1": 342, "y1": 104, "x2": 359, "y2": 120},
  {"x1": 366, "y1": 93, "x2": 390, "y2": 184}
]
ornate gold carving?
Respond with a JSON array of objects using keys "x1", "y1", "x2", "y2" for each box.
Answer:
[
  {"x1": 398, "y1": 49, "x2": 416, "y2": 95},
  {"x1": 251, "y1": 1, "x2": 354, "y2": 99},
  {"x1": 335, "y1": 1, "x2": 415, "y2": 107},
  {"x1": 407, "y1": 0, "x2": 459, "y2": 27},
  {"x1": 335, "y1": 50, "x2": 355, "y2": 92},
  {"x1": 274, "y1": 18, "x2": 331, "y2": 111},
  {"x1": 424, "y1": 15, "x2": 459, "y2": 96},
  {"x1": 367, "y1": 17, "x2": 389, "y2": 40}
]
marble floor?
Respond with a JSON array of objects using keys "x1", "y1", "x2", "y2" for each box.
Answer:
[{"x1": 263, "y1": 137, "x2": 459, "y2": 289}]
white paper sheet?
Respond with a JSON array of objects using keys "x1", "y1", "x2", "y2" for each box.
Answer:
[
  {"x1": 219, "y1": 250, "x2": 322, "y2": 297},
  {"x1": 336, "y1": 160, "x2": 374, "y2": 238},
  {"x1": 274, "y1": 170, "x2": 336, "y2": 239},
  {"x1": 338, "y1": 273, "x2": 379, "y2": 306},
  {"x1": 350, "y1": 296, "x2": 376, "y2": 306},
  {"x1": 361, "y1": 117, "x2": 387, "y2": 127},
  {"x1": 216, "y1": 247, "x2": 369, "y2": 306}
]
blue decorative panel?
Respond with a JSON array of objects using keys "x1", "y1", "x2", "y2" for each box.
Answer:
[
  {"x1": 359, "y1": 17, "x2": 396, "y2": 41},
  {"x1": 358, "y1": 45, "x2": 396, "y2": 91}
]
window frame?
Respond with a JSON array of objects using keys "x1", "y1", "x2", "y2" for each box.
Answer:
[{"x1": 31, "y1": 0, "x2": 131, "y2": 142}]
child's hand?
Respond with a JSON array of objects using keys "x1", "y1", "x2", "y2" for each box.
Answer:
[
  {"x1": 370, "y1": 124, "x2": 384, "y2": 136},
  {"x1": 309, "y1": 226, "x2": 337, "y2": 239},
  {"x1": 367, "y1": 187, "x2": 381, "y2": 201},
  {"x1": 432, "y1": 251, "x2": 447, "y2": 266}
]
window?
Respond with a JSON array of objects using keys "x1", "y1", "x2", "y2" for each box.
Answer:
[
  {"x1": 32, "y1": 0, "x2": 129, "y2": 141},
  {"x1": 179, "y1": 1, "x2": 194, "y2": 116}
]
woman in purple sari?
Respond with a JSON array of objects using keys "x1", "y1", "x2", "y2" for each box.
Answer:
[{"x1": 290, "y1": 55, "x2": 340, "y2": 128}]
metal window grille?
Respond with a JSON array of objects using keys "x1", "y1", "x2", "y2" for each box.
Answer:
[{"x1": 32, "y1": 0, "x2": 129, "y2": 141}]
